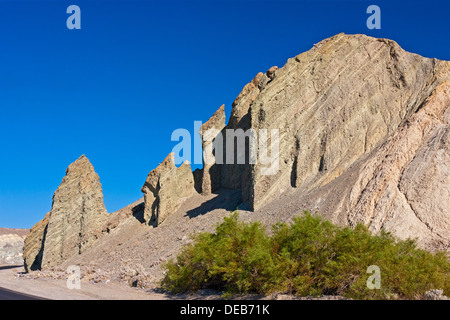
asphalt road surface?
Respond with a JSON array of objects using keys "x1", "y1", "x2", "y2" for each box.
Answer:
[{"x1": 0, "y1": 286, "x2": 45, "y2": 300}]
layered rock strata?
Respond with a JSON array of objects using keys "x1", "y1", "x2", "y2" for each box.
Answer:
[
  {"x1": 213, "y1": 33, "x2": 447, "y2": 213},
  {"x1": 198, "y1": 33, "x2": 449, "y2": 249},
  {"x1": 22, "y1": 33, "x2": 450, "y2": 273},
  {"x1": 23, "y1": 155, "x2": 108, "y2": 270},
  {"x1": 141, "y1": 153, "x2": 195, "y2": 227},
  {"x1": 199, "y1": 104, "x2": 226, "y2": 195}
]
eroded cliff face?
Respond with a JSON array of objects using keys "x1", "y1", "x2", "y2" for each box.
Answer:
[
  {"x1": 199, "y1": 104, "x2": 226, "y2": 196},
  {"x1": 224, "y1": 33, "x2": 442, "y2": 211},
  {"x1": 22, "y1": 33, "x2": 450, "y2": 273},
  {"x1": 141, "y1": 153, "x2": 195, "y2": 227},
  {"x1": 344, "y1": 79, "x2": 450, "y2": 249},
  {"x1": 200, "y1": 33, "x2": 449, "y2": 249},
  {"x1": 22, "y1": 212, "x2": 49, "y2": 271},
  {"x1": 23, "y1": 155, "x2": 108, "y2": 270}
]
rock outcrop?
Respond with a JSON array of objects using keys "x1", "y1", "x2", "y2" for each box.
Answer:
[
  {"x1": 199, "y1": 104, "x2": 226, "y2": 195},
  {"x1": 21, "y1": 33, "x2": 450, "y2": 277},
  {"x1": 141, "y1": 153, "x2": 195, "y2": 227},
  {"x1": 22, "y1": 212, "x2": 49, "y2": 270},
  {"x1": 337, "y1": 80, "x2": 450, "y2": 250},
  {"x1": 0, "y1": 228, "x2": 29, "y2": 265},
  {"x1": 23, "y1": 155, "x2": 108, "y2": 270},
  {"x1": 218, "y1": 33, "x2": 443, "y2": 212},
  {"x1": 218, "y1": 70, "x2": 267, "y2": 198},
  {"x1": 198, "y1": 33, "x2": 449, "y2": 249}
]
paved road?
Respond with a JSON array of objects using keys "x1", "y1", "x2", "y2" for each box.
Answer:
[{"x1": 0, "y1": 286, "x2": 45, "y2": 300}]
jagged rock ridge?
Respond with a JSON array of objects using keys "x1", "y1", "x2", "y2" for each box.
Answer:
[
  {"x1": 198, "y1": 33, "x2": 450, "y2": 249},
  {"x1": 141, "y1": 153, "x2": 195, "y2": 227},
  {"x1": 23, "y1": 155, "x2": 108, "y2": 270},
  {"x1": 22, "y1": 33, "x2": 450, "y2": 273}
]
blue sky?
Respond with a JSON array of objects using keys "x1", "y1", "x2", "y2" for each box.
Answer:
[{"x1": 0, "y1": 0, "x2": 449, "y2": 229}]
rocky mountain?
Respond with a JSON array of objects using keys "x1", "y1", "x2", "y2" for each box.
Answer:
[
  {"x1": 23, "y1": 155, "x2": 108, "y2": 271},
  {"x1": 0, "y1": 228, "x2": 29, "y2": 265},
  {"x1": 210, "y1": 33, "x2": 450, "y2": 251},
  {"x1": 22, "y1": 33, "x2": 449, "y2": 276}
]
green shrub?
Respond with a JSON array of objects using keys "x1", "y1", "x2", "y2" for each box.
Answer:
[
  {"x1": 160, "y1": 211, "x2": 450, "y2": 299},
  {"x1": 161, "y1": 213, "x2": 277, "y2": 295}
]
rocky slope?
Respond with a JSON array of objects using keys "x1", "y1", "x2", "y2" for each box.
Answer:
[
  {"x1": 204, "y1": 33, "x2": 449, "y2": 251},
  {"x1": 0, "y1": 228, "x2": 29, "y2": 265},
  {"x1": 218, "y1": 33, "x2": 446, "y2": 209},
  {"x1": 22, "y1": 33, "x2": 450, "y2": 280}
]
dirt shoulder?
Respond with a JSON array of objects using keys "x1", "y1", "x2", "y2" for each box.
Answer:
[{"x1": 0, "y1": 265, "x2": 171, "y2": 300}]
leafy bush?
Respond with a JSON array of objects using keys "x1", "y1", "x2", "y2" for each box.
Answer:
[{"x1": 161, "y1": 211, "x2": 450, "y2": 299}]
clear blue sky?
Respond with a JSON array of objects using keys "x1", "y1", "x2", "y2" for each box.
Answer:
[{"x1": 0, "y1": 0, "x2": 449, "y2": 229}]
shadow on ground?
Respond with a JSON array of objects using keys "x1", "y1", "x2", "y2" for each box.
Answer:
[
  {"x1": 186, "y1": 189, "x2": 243, "y2": 219},
  {"x1": 0, "y1": 264, "x2": 23, "y2": 271}
]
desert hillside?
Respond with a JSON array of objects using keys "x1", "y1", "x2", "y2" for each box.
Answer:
[{"x1": 21, "y1": 33, "x2": 450, "y2": 289}]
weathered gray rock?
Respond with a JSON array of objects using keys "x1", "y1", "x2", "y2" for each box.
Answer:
[
  {"x1": 20, "y1": 34, "x2": 450, "y2": 279},
  {"x1": 217, "y1": 69, "x2": 278, "y2": 201},
  {"x1": 210, "y1": 33, "x2": 450, "y2": 249},
  {"x1": 424, "y1": 289, "x2": 449, "y2": 300},
  {"x1": 23, "y1": 212, "x2": 49, "y2": 271},
  {"x1": 141, "y1": 153, "x2": 195, "y2": 227},
  {"x1": 199, "y1": 104, "x2": 226, "y2": 195},
  {"x1": 23, "y1": 155, "x2": 108, "y2": 270},
  {"x1": 344, "y1": 79, "x2": 450, "y2": 249},
  {"x1": 247, "y1": 33, "x2": 441, "y2": 210},
  {"x1": 275, "y1": 76, "x2": 450, "y2": 251}
]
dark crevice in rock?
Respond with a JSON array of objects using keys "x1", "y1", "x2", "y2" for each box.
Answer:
[{"x1": 29, "y1": 224, "x2": 48, "y2": 272}]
